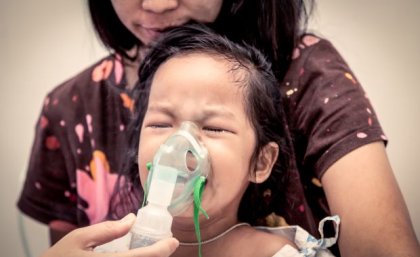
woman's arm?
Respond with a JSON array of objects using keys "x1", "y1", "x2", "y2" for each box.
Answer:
[
  {"x1": 322, "y1": 141, "x2": 419, "y2": 257},
  {"x1": 41, "y1": 213, "x2": 179, "y2": 257}
]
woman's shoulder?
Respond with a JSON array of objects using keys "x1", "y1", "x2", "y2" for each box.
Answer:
[
  {"x1": 46, "y1": 54, "x2": 123, "y2": 99},
  {"x1": 281, "y1": 32, "x2": 357, "y2": 102},
  {"x1": 296, "y1": 33, "x2": 338, "y2": 56},
  {"x1": 291, "y1": 33, "x2": 344, "y2": 66},
  {"x1": 40, "y1": 54, "x2": 126, "y2": 121}
]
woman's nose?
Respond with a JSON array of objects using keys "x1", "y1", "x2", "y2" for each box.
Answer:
[{"x1": 141, "y1": 0, "x2": 179, "y2": 13}]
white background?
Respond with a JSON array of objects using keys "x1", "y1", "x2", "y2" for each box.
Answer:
[{"x1": 1, "y1": 1, "x2": 419, "y2": 256}]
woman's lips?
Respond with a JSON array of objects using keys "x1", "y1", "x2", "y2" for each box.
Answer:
[
  {"x1": 142, "y1": 27, "x2": 163, "y2": 39},
  {"x1": 134, "y1": 22, "x2": 187, "y2": 44}
]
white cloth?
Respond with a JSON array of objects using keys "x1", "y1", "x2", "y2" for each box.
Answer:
[
  {"x1": 256, "y1": 215, "x2": 340, "y2": 257},
  {"x1": 95, "y1": 215, "x2": 341, "y2": 257}
]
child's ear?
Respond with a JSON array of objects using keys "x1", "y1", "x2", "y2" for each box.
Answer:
[{"x1": 249, "y1": 142, "x2": 279, "y2": 184}]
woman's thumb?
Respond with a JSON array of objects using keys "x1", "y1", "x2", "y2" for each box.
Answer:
[{"x1": 75, "y1": 213, "x2": 136, "y2": 248}]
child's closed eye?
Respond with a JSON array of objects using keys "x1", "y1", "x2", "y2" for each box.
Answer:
[
  {"x1": 203, "y1": 126, "x2": 231, "y2": 134},
  {"x1": 148, "y1": 123, "x2": 172, "y2": 129}
]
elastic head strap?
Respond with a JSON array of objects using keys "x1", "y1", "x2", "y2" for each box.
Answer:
[
  {"x1": 142, "y1": 162, "x2": 154, "y2": 207},
  {"x1": 193, "y1": 176, "x2": 209, "y2": 257}
]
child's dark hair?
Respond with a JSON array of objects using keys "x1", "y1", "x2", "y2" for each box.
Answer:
[{"x1": 112, "y1": 23, "x2": 291, "y2": 225}]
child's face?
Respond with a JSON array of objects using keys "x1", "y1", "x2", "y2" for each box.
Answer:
[{"x1": 138, "y1": 53, "x2": 257, "y2": 219}]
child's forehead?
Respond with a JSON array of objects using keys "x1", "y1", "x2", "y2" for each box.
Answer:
[
  {"x1": 157, "y1": 51, "x2": 250, "y2": 85},
  {"x1": 149, "y1": 52, "x2": 250, "y2": 106},
  {"x1": 168, "y1": 51, "x2": 229, "y2": 65}
]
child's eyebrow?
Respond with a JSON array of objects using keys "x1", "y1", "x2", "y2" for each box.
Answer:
[
  {"x1": 147, "y1": 104, "x2": 236, "y2": 120},
  {"x1": 200, "y1": 107, "x2": 236, "y2": 120}
]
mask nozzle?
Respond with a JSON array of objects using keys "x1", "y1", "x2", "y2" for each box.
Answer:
[{"x1": 129, "y1": 121, "x2": 210, "y2": 249}]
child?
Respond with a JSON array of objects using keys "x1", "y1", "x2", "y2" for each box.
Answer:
[{"x1": 111, "y1": 23, "x2": 339, "y2": 257}]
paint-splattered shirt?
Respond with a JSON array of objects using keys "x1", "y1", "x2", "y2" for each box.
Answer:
[{"x1": 17, "y1": 35, "x2": 386, "y2": 235}]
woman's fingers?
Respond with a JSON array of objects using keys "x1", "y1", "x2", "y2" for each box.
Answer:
[
  {"x1": 41, "y1": 214, "x2": 179, "y2": 257},
  {"x1": 70, "y1": 213, "x2": 136, "y2": 249}
]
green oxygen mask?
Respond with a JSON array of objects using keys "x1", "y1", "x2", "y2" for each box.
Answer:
[{"x1": 130, "y1": 121, "x2": 210, "y2": 249}]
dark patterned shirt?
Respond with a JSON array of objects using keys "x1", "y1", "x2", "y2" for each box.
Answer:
[{"x1": 17, "y1": 35, "x2": 386, "y2": 235}]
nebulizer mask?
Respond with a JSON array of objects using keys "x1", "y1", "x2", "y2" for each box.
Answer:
[{"x1": 129, "y1": 121, "x2": 210, "y2": 249}]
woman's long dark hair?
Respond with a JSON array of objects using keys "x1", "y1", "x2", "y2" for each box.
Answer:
[
  {"x1": 87, "y1": 0, "x2": 314, "y2": 80},
  {"x1": 110, "y1": 23, "x2": 291, "y2": 225}
]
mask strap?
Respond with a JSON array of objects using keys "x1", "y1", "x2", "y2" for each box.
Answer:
[
  {"x1": 193, "y1": 176, "x2": 209, "y2": 257},
  {"x1": 142, "y1": 162, "x2": 153, "y2": 207}
]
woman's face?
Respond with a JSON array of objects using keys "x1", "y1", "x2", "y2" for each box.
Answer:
[
  {"x1": 138, "y1": 53, "x2": 256, "y2": 220},
  {"x1": 111, "y1": 0, "x2": 224, "y2": 46}
]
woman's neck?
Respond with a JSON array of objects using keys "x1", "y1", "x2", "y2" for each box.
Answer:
[{"x1": 122, "y1": 46, "x2": 147, "y2": 90}]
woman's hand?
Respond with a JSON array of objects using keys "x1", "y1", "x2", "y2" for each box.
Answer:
[{"x1": 40, "y1": 213, "x2": 179, "y2": 257}]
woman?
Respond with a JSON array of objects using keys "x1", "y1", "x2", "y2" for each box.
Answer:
[{"x1": 18, "y1": 1, "x2": 419, "y2": 256}]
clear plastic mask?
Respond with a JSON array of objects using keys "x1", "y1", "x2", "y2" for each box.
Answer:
[{"x1": 145, "y1": 121, "x2": 210, "y2": 216}]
